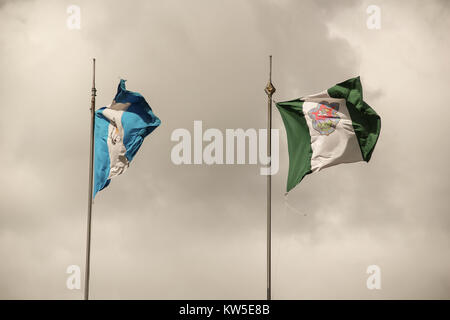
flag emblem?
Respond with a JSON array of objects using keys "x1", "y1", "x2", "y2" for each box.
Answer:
[{"x1": 307, "y1": 101, "x2": 340, "y2": 135}]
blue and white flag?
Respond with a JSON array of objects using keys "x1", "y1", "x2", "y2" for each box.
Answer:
[{"x1": 94, "y1": 80, "x2": 161, "y2": 197}]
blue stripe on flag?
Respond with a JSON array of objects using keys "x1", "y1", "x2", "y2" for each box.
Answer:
[{"x1": 93, "y1": 108, "x2": 111, "y2": 198}]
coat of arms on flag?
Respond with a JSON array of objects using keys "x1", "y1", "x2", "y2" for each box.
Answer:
[{"x1": 307, "y1": 101, "x2": 340, "y2": 135}]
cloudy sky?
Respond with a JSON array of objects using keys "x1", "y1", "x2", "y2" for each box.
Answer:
[{"x1": 0, "y1": 0, "x2": 449, "y2": 299}]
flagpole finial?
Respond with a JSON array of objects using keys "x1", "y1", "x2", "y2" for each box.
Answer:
[
  {"x1": 91, "y1": 59, "x2": 97, "y2": 100},
  {"x1": 269, "y1": 55, "x2": 272, "y2": 79},
  {"x1": 265, "y1": 55, "x2": 276, "y2": 96}
]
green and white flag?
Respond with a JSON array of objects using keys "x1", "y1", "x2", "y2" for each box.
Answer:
[{"x1": 276, "y1": 77, "x2": 381, "y2": 193}]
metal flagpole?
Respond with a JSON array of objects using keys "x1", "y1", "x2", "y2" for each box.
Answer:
[
  {"x1": 85, "y1": 58, "x2": 96, "y2": 300},
  {"x1": 264, "y1": 55, "x2": 276, "y2": 300}
]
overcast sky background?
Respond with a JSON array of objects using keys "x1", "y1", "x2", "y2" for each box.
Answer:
[{"x1": 0, "y1": 0, "x2": 449, "y2": 299}]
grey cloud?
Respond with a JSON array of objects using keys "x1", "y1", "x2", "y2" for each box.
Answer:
[{"x1": 0, "y1": 0, "x2": 449, "y2": 299}]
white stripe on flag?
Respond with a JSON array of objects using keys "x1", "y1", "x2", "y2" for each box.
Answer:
[
  {"x1": 102, "y1": 102, "x2": 130, "y2": 179},
  {"x1": 302, "y1": 91, "x2": 363, "y2": 172}
]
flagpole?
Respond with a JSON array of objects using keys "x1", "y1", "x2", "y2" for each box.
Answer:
[
  {"x1": 264, "y1": 55, "x2": 276, "y2": 300},
  {"x1": 85, "y1": 58, "x2": 96, "y2": 300}
]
